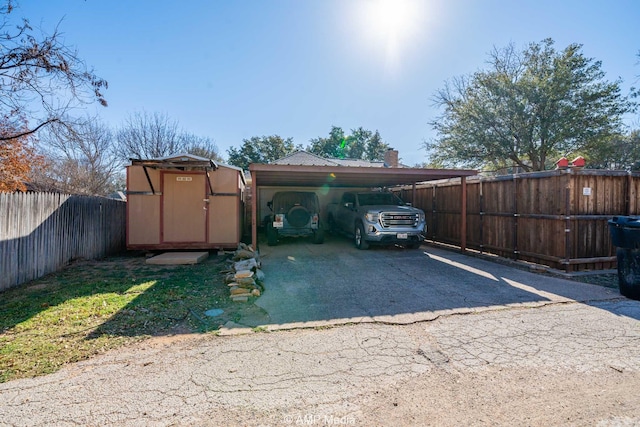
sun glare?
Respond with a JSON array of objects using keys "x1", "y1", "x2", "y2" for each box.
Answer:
[
  {"x1": 369, "y1": 0, "x2": 415, "y2": 39},
  {"x1": 358, "y1": 0, "x2": 425, "y2": 72}
]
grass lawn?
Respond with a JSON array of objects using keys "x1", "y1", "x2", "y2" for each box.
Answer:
[{"x1": 0, "y1": 252, "x2": 258, "y2": 383}]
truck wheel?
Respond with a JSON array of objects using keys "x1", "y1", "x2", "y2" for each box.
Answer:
[
  {"x1": 328, "y1": 215, "x2": 337, "y2": 234},
  {"x1": 354, "y1": 223, "x2": 369, "y2": 250},
  {"x1": 267, "y1": 223, "x2": 278, "y2": 246},
  {"x1": 312, "y1": 226, "x2": 325, "y2": 244}
]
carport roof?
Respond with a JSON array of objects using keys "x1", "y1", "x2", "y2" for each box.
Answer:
[{"x1": 249, "y1": 163, "x2": 477, "y2": 187}]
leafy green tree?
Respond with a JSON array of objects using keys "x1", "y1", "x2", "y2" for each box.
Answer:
[
  {"x1": 308, "y1": 126, "x2": 345, "y2": 159},
  {"x1": 308, "y1": 126, "x2": 390, "y2": 160},
  {"x1": 585, "y1": 130, "x2": 640, "y2": 171},
  {"x1": 426, "y1": 39, "x2": 634, "y2": 172},
  {"x1": 365, "y1": 130, "x2": 389, "y2": 161},
  {"x1": 226, "y1": 135, "x2": 295, "y2": 170},
  {"x1": 346, "y1": 127, "x2": 371, "y2": 159}
]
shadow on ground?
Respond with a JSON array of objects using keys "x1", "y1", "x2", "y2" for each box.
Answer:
[{"x1": 249, "y1": 234, "x2": 634, "y2": 327}]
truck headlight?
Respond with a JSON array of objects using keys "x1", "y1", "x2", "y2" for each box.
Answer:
[
  {"x1": 365, "y1": 212, "x2": 379, "y2": 222},
  {"x1": 419, "y1": 212, "x2": 425, "y2": 222}
]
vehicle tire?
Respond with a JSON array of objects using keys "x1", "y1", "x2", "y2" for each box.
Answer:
[
  {"x1": 617, "y1": 248, "x2": 640, "y2": 300},
  {"x1": 286, "y1": 206, "x2": 311, "y2": 228},
  {"x1": 328, "y1": 215, "x2": 337, "y2": 234},
  {"x1": 354, "y1": 222, "x2": 369, "y2": 250},
  {"x1": 266, "y1": 222, "x2": 278, "y2": 246},
  {"x1": 312, "y1": 226, "x2": 325, "y2": 244}
]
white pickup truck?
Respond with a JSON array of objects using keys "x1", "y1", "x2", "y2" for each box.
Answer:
[{"x1": 326, "y1": 191, "x2": 426, "y2": 249}]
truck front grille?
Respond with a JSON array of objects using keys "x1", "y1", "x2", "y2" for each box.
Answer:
[{"x1": 380, "y1": 213, "x2": 419, "y2": 228}]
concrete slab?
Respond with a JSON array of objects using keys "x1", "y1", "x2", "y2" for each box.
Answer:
[{"x1": 145, "y1": 251, "x2": 209, "y2": 265}]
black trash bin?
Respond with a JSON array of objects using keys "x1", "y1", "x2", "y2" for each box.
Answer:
[{"x1": 608, "y1": 216, "x2": 640, "y2": 300}]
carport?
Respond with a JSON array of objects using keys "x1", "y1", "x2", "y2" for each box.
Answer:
[{"x1": 248, "y1": 163, "x2": 477, "y2": 249}]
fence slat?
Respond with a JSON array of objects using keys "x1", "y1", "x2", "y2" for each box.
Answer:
[
  {"x1": 0, "y1": 193, "x2": 126, "y2": 291},
  {"x1": 394, "y1": 169, "x2": 640, "y2": 272}
]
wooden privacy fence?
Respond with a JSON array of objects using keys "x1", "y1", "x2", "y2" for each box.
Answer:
[
  {"x1": 394, "y1": 168, "x2": 640, "y2": 272},
  {"x1": 0, "y1": 192, "x2": 126, "y2": 291}
]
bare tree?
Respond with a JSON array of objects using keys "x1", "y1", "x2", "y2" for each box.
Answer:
[
  {"x1": 116, "y1": 111, "x2": 185, "y2": 160},
  {"x1": 32, "y1": 117, "x2": 123, "y2": 195},
  {"x1": 116, "y1": 111, "x2": 221, "y2": 162},
  {"x1": 183, "y1": 133, "x2": 223, "y2": 162},
  {"x1": 0, "y1": 1, "x2": 107, "y2": 141}
]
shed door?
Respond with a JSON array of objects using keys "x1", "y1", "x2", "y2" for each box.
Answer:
[{"x1": 162, "y1": 173, "x2": 207, "y2": 242}]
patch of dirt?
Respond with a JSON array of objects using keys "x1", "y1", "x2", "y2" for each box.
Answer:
[{"x1": 360, "y1": 366, "x2": 640, "y2": 426}]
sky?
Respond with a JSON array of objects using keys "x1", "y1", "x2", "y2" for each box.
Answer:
[{"x1": 8, "y1": 0, "x2": 640, "y2": 166}]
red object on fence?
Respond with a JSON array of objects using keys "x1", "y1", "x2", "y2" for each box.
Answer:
[
  {"x1": 555, "y1": 157, "x2": 569, "y2": 169},
  {"x1": 571, "y1": 156, "x2": 585, "y2": 168}
]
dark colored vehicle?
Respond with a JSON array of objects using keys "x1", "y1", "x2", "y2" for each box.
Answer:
[{"x1": 265, "y1": 191, "x2": 324, "y2": 246}]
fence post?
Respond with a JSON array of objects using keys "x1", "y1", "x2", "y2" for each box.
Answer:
[
  {"x1": 461, "y1": 176, "x2": 467, "y2": 252},
  {"x1": 512, "y1": 174, "x2": 519, "y2": 260},
  {"x1": 479, "y1": 179, "x2": 484, "y2": 254},
  {"x1": 564, "y1": 171, "x2": 572, "y2": 272},
  {"x1": 431, "y1": 184, "x2": 437, "y2": 241},
  {"x1": 626, "y1": 173, "x2": 632, "y2": 216}
]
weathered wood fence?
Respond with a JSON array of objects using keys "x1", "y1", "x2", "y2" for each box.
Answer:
[
  {"x1": 394, "y1": 168, "x2": 640, "y2": 272},
  {"x1": 0, "y1": 192, "x2": 126, "y2": 291}
]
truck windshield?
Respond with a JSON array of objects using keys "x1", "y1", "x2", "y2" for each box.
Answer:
[{"x1": 357, "y1": 193, "x2": 404, "y2": 206}]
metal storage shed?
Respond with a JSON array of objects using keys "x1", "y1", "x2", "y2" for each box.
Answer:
[{"x1": 126, "y1": 153, "x2": 246, "y2": 250}]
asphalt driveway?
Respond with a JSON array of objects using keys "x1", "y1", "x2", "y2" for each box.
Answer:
[
  {"x1": 3, "y1": 235, "x2": 639, "y2": 427},
  {"x1": 249, "y1": 234, "x2": 621, "y2": 329}
]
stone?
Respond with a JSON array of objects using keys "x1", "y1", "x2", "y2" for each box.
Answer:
[
  {"x1": 234, "y1": 258, "x2": 257, "y2": 272},
  {"x1": 234, "y1": 269, "x2": 254, "y2": 279},
  {"x1": 251, "y1": 289, "x2": 261, "y2": 297},
  {"x1": 231, "y1": 296, "x2": 249, "y2": 303},
  {"x1": 230, "y1": 287, "x2": 247, "y2": 295},
  {"x1": 237, "y1": 243, "x2": 251, "y2": 251},
  {"x1": 235, "y1": 281, "x2": 257, "y2": 290},
  {"x1": 231, "y1": 292, "x2": 251, "y2": 298},
  {"x1": 235, "y1": 277, "x2": 256, "y2": 286},
  {"x1": 233, "y1": 249, "x2": 256, "y2": 261}
]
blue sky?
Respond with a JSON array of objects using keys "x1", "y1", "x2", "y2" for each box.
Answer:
[{"x1": 10, "y1": 0, "x2": 640, "y2": 165}]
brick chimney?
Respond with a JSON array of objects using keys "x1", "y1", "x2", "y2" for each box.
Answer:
[{"x1": 384, "y1": 148, "x2": 399, "y2": 168}]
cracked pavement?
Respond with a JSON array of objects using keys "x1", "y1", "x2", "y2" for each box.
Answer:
[{"x1": 1, "y1": 242, "x2": 640, "y2": 426}]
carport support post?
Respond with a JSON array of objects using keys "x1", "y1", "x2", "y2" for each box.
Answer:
[
  {"x1": 251, "y1": 173, "x2": 258, "y2": 249},
  {"x1": 460, "y1": 176, "x2": 467, "y2": 252}
]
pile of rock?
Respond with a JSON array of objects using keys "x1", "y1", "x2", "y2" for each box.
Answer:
[{"x1": 222, "y1": 243, "x2": 265, "y2": 303}]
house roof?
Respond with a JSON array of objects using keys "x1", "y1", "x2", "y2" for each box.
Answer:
[
  {"x1": 271, "y1": 150, "x2": 409, "y2": 168},
  {"x1": 271, "y1": 151, "x2": 339, "y2": 166}
]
